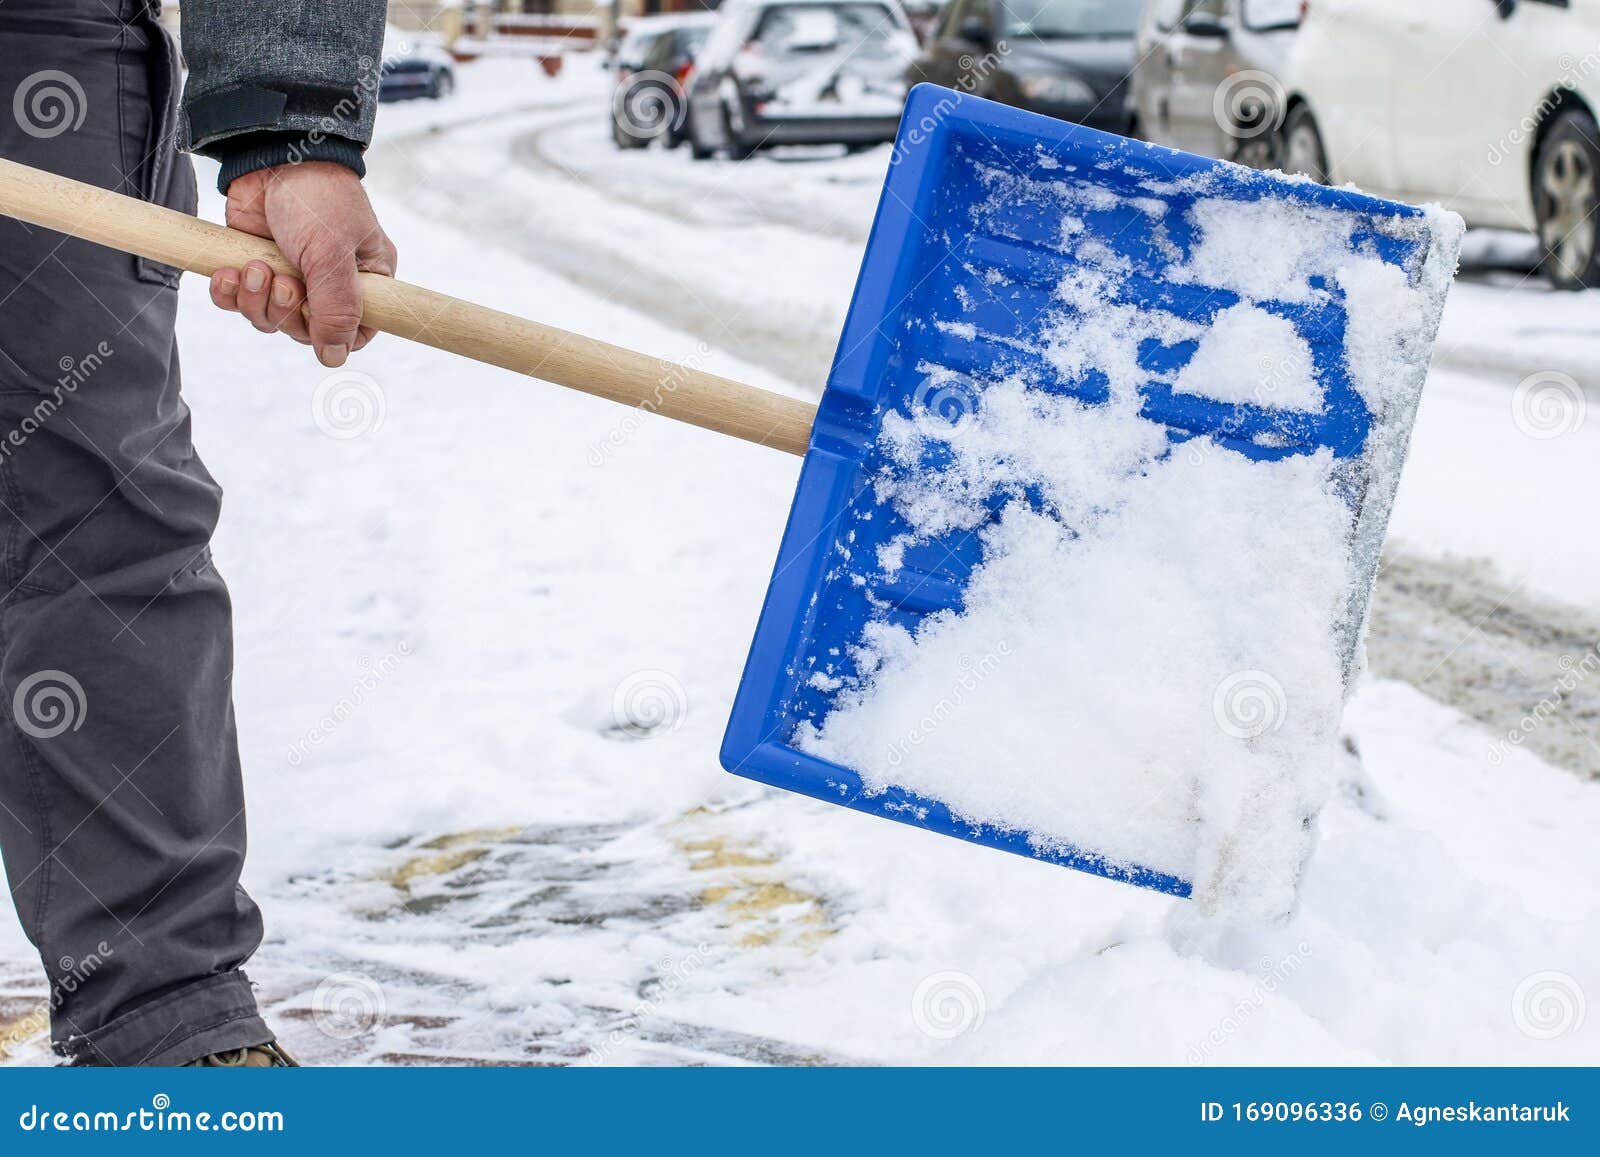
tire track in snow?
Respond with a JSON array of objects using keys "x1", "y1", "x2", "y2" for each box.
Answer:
[
  {"x1": 510, "y1": 112, "x2": 880, "y2": 244},
  {"x1": 1368, "y1": 551, "x2": 1600, "y2": 779},
  {"x1": 366, "y1": 105, "x2": 857, "y2": 392}
]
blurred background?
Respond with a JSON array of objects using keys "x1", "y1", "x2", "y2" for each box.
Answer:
[{"x1": 352, "y1": 0, "x2": 1595, "y2": 286}]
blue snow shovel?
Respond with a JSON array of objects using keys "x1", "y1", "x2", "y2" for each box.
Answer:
[
  {"x1": 0, "y1": 87, "x2": 1458, "y2": 899},
  {"x1": 717, "y1": 87, "x2": 1458, "y2": 898}
]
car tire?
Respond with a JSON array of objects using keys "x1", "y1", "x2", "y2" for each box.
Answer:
[
  {"x1": 429, "y1": 70, "x2": 454, "y2": 100},
  {"x1": 722, "y1": 103, "x2": 756, "y2": 161},
  {"x1": 1231, "y1": 134, "x2": 1280, "y2": 171},
  {"x1": 1533, "y1": 110, "x2": 1600, "y2": 290},
  {"x1": 612, "y1": 116, "x2": 648, "y2": 150},
  {"x1": 689, "y1": 112, "x2": 715, "y2": 160},
  {"x1": 1281, "y1": 103, "x2": 1328, "y2": 184}
]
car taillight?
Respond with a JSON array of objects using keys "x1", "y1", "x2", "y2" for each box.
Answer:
[
  {"x1": 676, "y1": 62, "x2": 695, "y2": 86},
  {"x1": 1299, "y1": 0, "x2": 1310, "y2": 18}
]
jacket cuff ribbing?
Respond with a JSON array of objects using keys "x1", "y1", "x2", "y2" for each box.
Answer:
[{"x1": 214, "y1": 134, "x2": 367, "y2": 192}]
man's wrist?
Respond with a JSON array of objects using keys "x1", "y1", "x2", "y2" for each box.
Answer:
[{"x1": 215, "y1": 133, "x2": 367, "y2": 193}]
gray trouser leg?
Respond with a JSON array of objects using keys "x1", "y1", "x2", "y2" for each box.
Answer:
[{"x1": 0, "y1": 0, "x2": 267, "y2": 1064}]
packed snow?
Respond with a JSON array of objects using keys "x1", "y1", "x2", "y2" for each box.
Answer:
[
  {"x1": 800, "y1": 175, "x2": 1460, "y2": 918},
  {"x1": 0, "y1": 57, "x2": 1594, "y2": 1068},
  {"x1": 1174, "y1": 304, "x2": 1321, "y2": 410}
]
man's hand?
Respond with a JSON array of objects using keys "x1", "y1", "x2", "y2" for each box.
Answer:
[{"x1": 209, "y1": 161, "x2": 397, "y2": 369}]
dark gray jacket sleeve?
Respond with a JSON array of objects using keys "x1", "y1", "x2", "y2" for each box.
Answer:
[{"x1": 178, "y1": 0, "x2": 388, "y2": 189}]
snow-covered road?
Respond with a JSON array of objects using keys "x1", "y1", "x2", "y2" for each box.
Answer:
[{"x1": 2, "y1": 59, "x2": 1597, "y2": 1066}]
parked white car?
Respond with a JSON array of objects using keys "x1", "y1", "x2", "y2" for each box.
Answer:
[
  {"x1": 1283, "y1": 0, "x2": 1600, "y2": 288},
  {"x1": 1131, "y1": 0, "x2": 1302, "y2": 168},
  {"x1": 686, "y1": 0, "x2": 919, "y2": 159}
]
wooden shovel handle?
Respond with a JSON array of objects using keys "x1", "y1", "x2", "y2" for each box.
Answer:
[{"x1": 0, "y1": 157, "x2": 817, "y2": 456}]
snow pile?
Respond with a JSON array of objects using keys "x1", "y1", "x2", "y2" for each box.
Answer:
[
  {"x1": 799, "y1": 179, "x2": 1462, "y2": 918},
  {"x1": 1175, "y1": 304, "x2": 1320, "y2": 410},
  {"x1": 735, "y1": 4, "x2": 916, "y2": 118}
]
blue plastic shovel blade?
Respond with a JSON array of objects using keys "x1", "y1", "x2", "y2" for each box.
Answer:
[{"x1": 720, "y1": 86, "x2": 1452, "y2": 897}]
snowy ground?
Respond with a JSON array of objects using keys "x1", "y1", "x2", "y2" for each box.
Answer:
[{"x1": 2, "y1": 57, "x2": 1597, "y2": 1065}]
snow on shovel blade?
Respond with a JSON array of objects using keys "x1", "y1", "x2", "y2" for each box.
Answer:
[{"x1": 721, "y1": 86, "x2": 1462, "y2": 910}]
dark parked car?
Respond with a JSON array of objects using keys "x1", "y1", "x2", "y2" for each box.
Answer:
[
  {"x1": 906, "y1": 0, "x2": 1142, "y2": 136},
  {"x1": 611, "y1": 12, "x2": 719, "y2": 149},
  {"x1": 378, "y1": 24, "x2": 456, "y2": 103},
  {"x1": 686, "y1": 0, "x2": 920, "y2": 159}
]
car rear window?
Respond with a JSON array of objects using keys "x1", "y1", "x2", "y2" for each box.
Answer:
[
  {"x1": 1001, "y1": 0, "x2": 1143, "y2": 38},
  {"x1": 751, "y1": 4, "x2": 901, "y2": 56},
  {"x1": 1241, "y1": 0, "x2": 1300, "y2": 30},
  {"x1": 618, "y1": 29, "x2": 666, "y2": 69}
]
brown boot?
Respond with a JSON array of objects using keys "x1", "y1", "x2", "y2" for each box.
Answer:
[{"x1": 187, "y1": 1040, "x2": 298, "y2": 1067}]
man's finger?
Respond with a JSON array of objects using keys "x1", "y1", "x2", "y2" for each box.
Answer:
[
  {"x1": 266, "y1": 275, "x2": 312, "y2": 343},
  {"x1": 298, "y1": 242, "x2": 364, "y2": 368},
  {"x1": 209, "y1": 268, "x2": 242, "y2": 312},
  {"x1": 236, "y1": 261, "x2": 277, "y2": 333}
]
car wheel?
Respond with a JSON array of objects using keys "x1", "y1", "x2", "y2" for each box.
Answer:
[
  {"x1": 689, "y1": 111, "x2": 715, "y2": 160},
  {"x1": 1534, "y1": 111, "x2": 1600, "y2": 290},
  {"x1": 430, "y1": 70, "x2": 454, "y2": 100},
  {"x1": 1231, "y1": 134, "x2": 1279, "y2": 171},
  {"x1": 722, "y1": 103, "x2": 755, "y2": 161},
  {"x1": 1281, "y1": 104, "x2": 1327, "y2": 184},
  {"x1": 612, "y1": 115, "x2": 648, "y2": 150}
]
